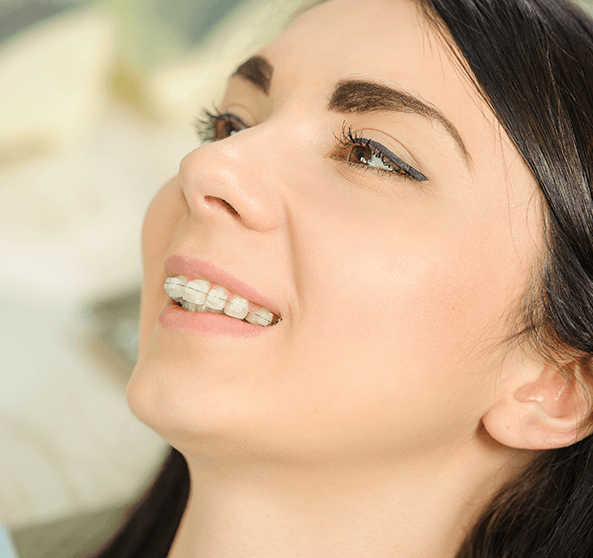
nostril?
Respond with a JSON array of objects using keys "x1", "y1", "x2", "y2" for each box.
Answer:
[{"x1": 204, "y1": 196, "x2": 240, "y2": 217}]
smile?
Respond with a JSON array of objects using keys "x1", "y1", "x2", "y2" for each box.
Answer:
[{"x1": 164, "y1": 276, "x2": 281, "y2": 327}]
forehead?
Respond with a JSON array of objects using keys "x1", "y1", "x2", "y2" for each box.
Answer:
[{"x1": 255, "y1": 0, "x2": 522, "y2": 176}]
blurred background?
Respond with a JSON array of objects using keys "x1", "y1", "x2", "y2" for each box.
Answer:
[
  {"x1": 0, "y1": 0, "x2": 302, "y2": 553},
  {"x1": 4, "y1": 0, "x2": 593, "y2": 555}
]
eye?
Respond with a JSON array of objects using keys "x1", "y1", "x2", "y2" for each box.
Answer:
[
  {"x1": 346, "y1": 144, "x2": 395, "y2": 172},
  {"x1": 336, "y1": 124, "x2": 428, "y2": 182},
  {"x1": 195, "y1": 108, "x2": 249, "y2": 143}
]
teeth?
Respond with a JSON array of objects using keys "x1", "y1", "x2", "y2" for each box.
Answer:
[
  {"x1": 181, "y1": 300, "x2": 198, "y2": 312},
  {"x1": 184, "y1": 279, "x2": 209, "y2": 304},
  {"x1": 246, "y1": 308, "x2": 274, "y2": 327},
  {"x1": 205, "y1": 286, "x2": 228, "y2": 311},
  {"x1": 224, "y1": 296, "x2": 249, "y2": 320},
  {"x1": 165, "y1": 275, "x2": 279, "y2": 327},
  {"x1": 164, "y1": 275, "x2": 187, "y2": 299}
]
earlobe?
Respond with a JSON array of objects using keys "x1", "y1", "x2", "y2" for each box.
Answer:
[{"x1": 482, "y1": 358, "x2": 593, "y2": 450}]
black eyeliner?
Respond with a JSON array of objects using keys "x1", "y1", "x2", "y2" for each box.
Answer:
[
  {"x1": 219, "y1": 112, "x2": 249, "y2": 129},
  {"x1": 339, "y1": 123, "x2": 428, "y2": 182},
  {"x1": 366, "y1": 139, "x2": 428, "y2": 182}
]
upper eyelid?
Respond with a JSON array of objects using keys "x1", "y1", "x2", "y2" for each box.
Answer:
[
  {"x1": 340, "y1": 125, "x2": 428, "y2": 182},
  {"x1": 211, "y1": 111, "x2": 250, "y2": 132},
  {"x1": 220, "y1": 112, "x2": 249, "y2": 128},
  {"x1": 365, "y1": 139, "x2": 428, "y2": 182}
]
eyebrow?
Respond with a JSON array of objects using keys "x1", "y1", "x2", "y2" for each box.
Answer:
[
  {"x1": 232, "y1": 56, "x2": 274, "y2": 95},
  {"x1": 232, "y1": 57, "x2": 471, "y2": 164},
  {"x1": 329, "y1": 80, "x2": 471, "y2": 164}
]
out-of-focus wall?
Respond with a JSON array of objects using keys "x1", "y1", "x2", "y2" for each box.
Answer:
[{"x1": 0, "y1": 0, "x2": 303, "y2": 530}]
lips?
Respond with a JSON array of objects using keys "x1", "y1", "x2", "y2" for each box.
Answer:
[{"x1": 164, "y1": 254, "x2": 282, "y2": 318}]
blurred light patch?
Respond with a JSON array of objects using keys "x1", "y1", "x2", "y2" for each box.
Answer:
[{"x1": 0, "y1": 6, "x2": 117, "y2": 167}]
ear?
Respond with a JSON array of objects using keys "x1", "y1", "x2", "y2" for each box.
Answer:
[{"x1": 482, "y1": 355, "x2": 593, "y2": 450}]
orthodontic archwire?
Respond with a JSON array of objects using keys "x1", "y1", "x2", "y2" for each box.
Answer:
[{"x1": 169, "y1": 279, "x2": 281, "y2": 324}]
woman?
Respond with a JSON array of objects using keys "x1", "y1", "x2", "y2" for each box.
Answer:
[{"x1": 89, "y1": 0, "x2": 593, "y2": 556}]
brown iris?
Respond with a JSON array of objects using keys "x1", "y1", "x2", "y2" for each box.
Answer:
[
  {"x1": 213, "y1": 115, "x2": 244, "y2": 141},
  {"x1": 346, "y1": 144, "x2": 374, "y2": 165}
]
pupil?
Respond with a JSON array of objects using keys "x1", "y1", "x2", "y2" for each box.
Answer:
[
  {"x1": 352, "y1": 145, "x2": 371, "y2": 165},
  {"x1": 215, "y1": 119, "x2": 236, "y2": 140}
]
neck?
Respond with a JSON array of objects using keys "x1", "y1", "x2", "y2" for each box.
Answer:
[{"x1": 166, "y1": 438, "x2": 529, "y2": 558}]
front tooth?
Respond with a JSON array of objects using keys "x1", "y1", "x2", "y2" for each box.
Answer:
[
  {"x1": 181, "y1": 300, "x2": 198, "y2": 312},
  {"x1": 246, "y1": 307, "x2": 274, "y2": 327},
  {"x1": 205, "y1": 286, "x2": 228, "y2": 310},
  {"x1": 165, "y1": 276, "x2": 187, "y2": 299},
  {"x1": 183, "y1": 279, "x2": 209, "y2": 304},
  {"x1": 224, "y1": 296, "x2": 249, "y2": 320}
]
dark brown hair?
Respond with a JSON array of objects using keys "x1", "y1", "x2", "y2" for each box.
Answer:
[
  {"x1": 417, "y1": 1, "x2": 593, "y2": 556},
  {"x1": 88, "y1": 1, "x2": 593, "y2": 556}
]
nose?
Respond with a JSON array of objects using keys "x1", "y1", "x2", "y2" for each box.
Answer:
[{"x1": 177, "y1": 130, "x2": 285, "y2": 233}]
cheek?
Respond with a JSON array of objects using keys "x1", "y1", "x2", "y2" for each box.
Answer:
[
  {"x1": 273, "y1": 194, "x2": 534, "y2": 446},
  {"x1": 137, "y1": 178, "x2": 185, "y2": 356},
  {"x1": 300, "y1": 199, "x2": 529, "y2": 365}
]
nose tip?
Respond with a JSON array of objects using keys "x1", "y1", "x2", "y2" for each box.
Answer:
[{"x1": 178, "y1": 143, "x2": 283, "y2": 233}]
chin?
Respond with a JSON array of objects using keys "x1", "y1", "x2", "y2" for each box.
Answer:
[{"x1": 126, "y1": 346, "x2": 266, "y2": 461}]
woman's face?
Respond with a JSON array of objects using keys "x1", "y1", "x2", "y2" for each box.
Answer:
[{"x1": 128, "y1": 0, "x2": 542, "y2": 466}]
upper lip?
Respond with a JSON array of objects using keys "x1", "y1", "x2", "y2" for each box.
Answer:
[{"x1": 164, "y1": 254, "x2": 281, "y2": 317}]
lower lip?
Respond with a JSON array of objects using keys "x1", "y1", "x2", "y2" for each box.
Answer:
[{"x1": 159, "y1": 305, "x2": 273, "y2": 338}]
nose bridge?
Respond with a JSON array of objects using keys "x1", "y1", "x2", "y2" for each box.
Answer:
[{"x1": 178, "y1": 126, "x2": 285, "y2": 232}]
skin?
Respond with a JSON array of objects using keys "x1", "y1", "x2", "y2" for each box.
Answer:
[{"x1": 127, "y1": 0, "x2": 547, "y2": 556}]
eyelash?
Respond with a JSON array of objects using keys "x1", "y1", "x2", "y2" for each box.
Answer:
[
  {"x1": 195, "y1": 108, "x2": 247, "y2": 143},
  {"x1": 335, "y1": 123, "x2": 427, "y2": 182},
  {"x1": 194, "y1": 109, "x2": 428, "y2": 183}
]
